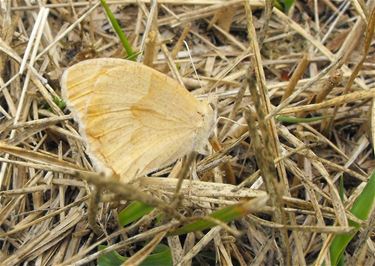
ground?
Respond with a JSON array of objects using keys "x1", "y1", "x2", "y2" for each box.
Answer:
[{"x1": 0, "y1": 1, "x2": 374, "y2": 265}]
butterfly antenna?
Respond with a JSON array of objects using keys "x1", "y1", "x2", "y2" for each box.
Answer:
[
  {"x1": 217, "y1": 116, "x2": 247, "y2": 127},
  {"x1": 184, "y1": 41, "x2": 218, "y2": 137},
  {"x1": 183, "y1": 41, "x2": 218, "y2": 108},
  {"x1": 184, "y1": 40, "x2": 203, "y2": 89}
]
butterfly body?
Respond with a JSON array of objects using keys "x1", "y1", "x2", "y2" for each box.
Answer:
[{"x1": 61, "y1": 58, "x2": 214, "y2": 183}]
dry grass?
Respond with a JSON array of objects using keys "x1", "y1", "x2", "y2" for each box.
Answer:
[{"x1": 0, "y1": 0, "x2": 375, "y2": 265}]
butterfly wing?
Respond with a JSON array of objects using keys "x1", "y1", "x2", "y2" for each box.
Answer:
[{"x1": 61, "y1": 58, "x2": 214, "y2": 183}]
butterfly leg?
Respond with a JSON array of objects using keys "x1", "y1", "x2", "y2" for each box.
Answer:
[
  {"x1": 171, "y1": 152, "x2": 196, "y2": 210},
  {"x1": 88, "y1": 185, "x2": 102, "y2": 235}
]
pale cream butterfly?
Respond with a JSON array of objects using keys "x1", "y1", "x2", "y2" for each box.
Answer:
[{"x1": 61, "y1": 58, "x2": 214, "y2": 183}]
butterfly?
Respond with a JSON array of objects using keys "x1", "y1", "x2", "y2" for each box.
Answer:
[{"x1": 61, "y1": 58, "x2": 214, "y2": 183}]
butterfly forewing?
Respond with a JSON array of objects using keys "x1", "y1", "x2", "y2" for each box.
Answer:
[{"x1": 61, "y1": 58, "x2": 213, "y2": 183}]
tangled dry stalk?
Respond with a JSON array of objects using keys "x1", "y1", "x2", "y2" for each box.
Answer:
[{"x1": 0, "y1": 0, "x2": 374, "y2": 265}]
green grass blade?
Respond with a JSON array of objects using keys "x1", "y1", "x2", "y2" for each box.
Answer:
[
  {"x1": 100, "y1": 0, "x2": 136, "y2": 60},
  {"x1": 118, "y1": 201, "x2": 154, "y2": 227},
  {"x1": 98, "y1": 244, "x2": 172, "y2": 266},
  {"x1": 329, "y1": 170, "x2": 375, "y2": 265},
  {"x1": 274, "y1": 0, "x2": 295, "y2": 12},
  {"x1": 52, "y1": 96, "x2": 66, "y2": 110},
  {"x1": 275, "y1": 115, "x2": 329, "y2": 123},
  {"x1": 283, "y1": 0, "x2": 295, "y2": 11},
  {"x1": 98, "y1": 245, "x2": 126, "y2": 266},
  {"x1": 136, "y1": 244, "x2": 173, "y2": 266},
  {"x1": 169, "y1": 200, "x2": 258, "y2": 236}
]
